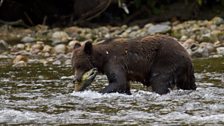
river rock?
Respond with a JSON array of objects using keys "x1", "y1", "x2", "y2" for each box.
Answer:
[
  {"x1": 182, "y1": 39, "x2": 198, "y2": 51},
  {"x1": 0, "y1": 40, "x2": 9, "y2": 51},
  {"x1": 54, "y1": 44, "x2": 67, "y2": 54},
  {"x1": 42, "y1": 45, "x2": 52, "y2": 53},
  {"x1": 68, "y1": 40, "x2": 80, "y2": 52},
  {"x1": 31, "y1": 41, "x2": 44, "y2": 53},
  {"x1": 13, "y1": 55, "x2": 28, "y2": 67},
  {"x1": 147, "y1": 22, "x2": 171, "y2": 34},
  {"x1": 25, "y1": 43, "x2": 32, "y2": 51},
  {"x1": 13, "y1": 61, "x2": 28, "y2": 67},
  {"x1": 180, "y1": 35, "x2": 188, "y2": 41},
  {"x1": 181, "y1": 39, "x2": 199, "y2": 56},
  {"x1": 21, "y1": 36, "x2": 35, "y2": 43},
  {"x1": 52, "y1": 31, "x2": 71, "y2": 44},
  {"x1": 216, "y1": 47, "x2": 224, "y2": 55},
  {"x1": 16, "y1": 44, "x2": 25, "y2": 50},
  {"x1": 199, "y1": 33, "x2": 217, "y2": 42},
  {"x1": 0, "y1": 89, "x2": 6, "y2": 95},
  {"x1": 211, "y1": 30, "x2": 224, "y2": 42},
  {"x1": 211, "y1": 17, "x2": 224, "y2": 25},
  {"x1": 52, "y1": 60, "x2": 61, "y2": 65},
  {"x1": 192, "y1": 42, "x2": 214, "y2": 57},
  {"x1": 65, "y1": 59, "x2": 71, "y2": 65},
  {"x1": 13, "y1": 55, "x2": 28, "y2": 63}
]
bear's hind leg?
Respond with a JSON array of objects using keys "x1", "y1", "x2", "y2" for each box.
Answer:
[{"x1": 150, "y1": 73, "x2": 174, "y2": 95}]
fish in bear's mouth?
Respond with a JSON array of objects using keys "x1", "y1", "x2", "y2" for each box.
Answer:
[{"x1": 74, "y1": 68, "x2": 98, "y2": 91}]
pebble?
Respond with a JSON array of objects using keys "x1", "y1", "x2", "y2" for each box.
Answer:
[
  {"x1": 180, "y1": 35, "x2": 188, "y2": 41},
  {"x1": 192, "y1": 42, "x2": 214, "y2": 57},
  {"x1": 52, "y1": 31, "x2": 71, "y2": 44},
  {"x1": 25, "y1": 43, "x2": 32, "y2": 51},
  {"x1": 31, "y1": 41, "x2": 44, "y2": 53},
  {"x1": 211, "y1": 17, "x2": 224, "y2": 25},
  {"x1": 147, "y1": 22, "x2": 171, "y2": 34},
  {"x1": 64, "y1": 59, "x2": 71, "y2": 65},
  {"x1": 0, "y1": 89, "x2": 6, "y2": 95},
  {"x1": 12, "y1": 61, "x2": 27, "y2": 67},
  {"x1": 42, "y1": 45, "x2": 52, "y2": 53},
  {"x1": 52, "y1": 60, "x2": 61, "y2": 65},
  {"x1": 13, "y1": 55, "x2": 28, "y2": 67},
  {"x1": 43, "y1": 52, "x2": 51, "y2": 57},
  {"x1": 68, "y1": 40, "x2": 79, "y2": 51},
  {"x1": 182, "y1": 39, "x2": 198, "y2": 51},
  {"x1": 1, "y1": 17, "x2": 224, "y2": 67},
  {"x1": 13, "y1": 55, "x2": 28, "y2": 64},
  {"x1": 199, "y1": 33, "x2": 217, "y2": 42},
  {"x1": 216, "y1": 47, "x2": 224, "y2": 55},
  {"x1": 39, "y1": 59, "x2": 48, "y2": 66},
  {"x1": 16, "y1": 44, "x2": 25, "y2": 50},
  {"x1": 54, "y1": 44, "x2": 67, "y2": 54},
  {"x1": 21, "y1": 36, "x2": 35, "y2": 43},
  {"x1": 0, "y1": 40, "x2": 9, "y2": 51},
  {"x1": 201, "y1": 42, "x2": 215, "y2": 52}
]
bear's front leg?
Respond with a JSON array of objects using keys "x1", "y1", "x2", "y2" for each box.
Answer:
[{"x1": 100, "y1": 65, "x2": 131, "y2": 95}]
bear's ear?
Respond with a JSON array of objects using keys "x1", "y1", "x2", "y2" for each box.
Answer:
[
  {"x1": 84, "y1": 41, "x2": 93, "y2": 54},
  {"x1": 73, "y1": 42, "x2": 81, "y2": 49}
]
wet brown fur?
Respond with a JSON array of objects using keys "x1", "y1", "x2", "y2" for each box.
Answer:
[{"x1": 72, "y1": 35, "x2": 196, "y2": 95}]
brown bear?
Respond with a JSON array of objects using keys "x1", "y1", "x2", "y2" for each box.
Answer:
[{"x1": 72, "y1": 35, "x2": 196, "y2": 95}]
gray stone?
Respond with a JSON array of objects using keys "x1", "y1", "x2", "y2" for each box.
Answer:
[
  {"x1": 147, "y1": 22, "x2": 171, "y2": 34},
  {"x1": 54, "y1": 44, "x2": 67, "y2": 54},
  {"x1": 52, "y1": 60, "x2": 61, "y2": 65},
  {"x1": 216, "y1": 47, "x2": 224, "y2": 55},
  {"x1": 16, "y1": 44, "x2": 25, "y2": 50},
  {"x1": 12, "y1": 61, "x2": 27, "y2": 67},
  {"x1": 211, "y1": 17, "x2": 224, "y2": 25},
  {"x1": 68, "y1": 40, "x2": 79, "y2": 51},
  {"x1": 192, "y1": 42, "x2": 214, "y2": 57},
  {"x1": 13, "y1": 55, "x2": 28, "y2": 67},
  {"x1": 200, "y1": 33, "x2": 217, "y2": 42},
  {"x1": 65, "y1": 59, "x2": 71, "y2": 65},
  {"x1": 0, "y1": 40, "x2": 9, "y2": 51},
  {"x1": 0, "y1": 89, "x2": 6, "y2": 95},
  {"x1": 21, "y1": 36, "x2": 35, "y2": 43},
  {"x1": 42, "y1": 45, "x2": 52, "y2": 53},
  {"x1": 182, "y1": 39, "x2": 199, "y2": 51},
  {"x1": 52, "y1": 31, "x2": 71, "y2": 45}
]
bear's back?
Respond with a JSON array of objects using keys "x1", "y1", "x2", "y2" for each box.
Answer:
[{"x1": 96, "y1": 35, "x2": 184, "y2": 58}]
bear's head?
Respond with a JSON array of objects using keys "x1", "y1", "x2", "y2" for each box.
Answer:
[{"x1": 72, "y1": 41, "x2": 95, "y2": 83}]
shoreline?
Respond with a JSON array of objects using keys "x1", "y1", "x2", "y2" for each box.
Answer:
[{"x1": 0, "y1": 17, "x2": 224, "y2": 67}]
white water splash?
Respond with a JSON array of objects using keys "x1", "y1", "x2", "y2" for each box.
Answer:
[{"x1": 71, "y1": 90, "x2": 133, "y2": 99}]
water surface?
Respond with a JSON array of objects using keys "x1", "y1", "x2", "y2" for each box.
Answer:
[{"x1": 0, "y1": 58, "x2": 224, "y2": 125}]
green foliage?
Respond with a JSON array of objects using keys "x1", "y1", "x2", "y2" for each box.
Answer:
[
  {"x1": 134, "y1": 0, "x2": 142, "y2": 8},
  {"x1": 132, "y1": 0, "x2": 224, "y2": 7},
  {"x1": 133, "y1": 0, "x2": 156, "y2": 8},
  {"x1": 196, "y1": 0, "x2": 203, "y2": 5},
  {"x1": 133, "y1": 0, "x2": 158, "y2": 14},
  {"x1": 221, "y1": 0, "x2": 224, "y2": 6},
  {"x1": 196, "y1": 0, "x2": 224, "y2": 6},
  {"x1": 129, "y1": 0, "x2": 224, "y2": 18}
]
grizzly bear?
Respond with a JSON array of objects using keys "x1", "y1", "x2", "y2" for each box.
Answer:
[{"x1": 72, "y1": 35, "x2": 196, "y2": 95}]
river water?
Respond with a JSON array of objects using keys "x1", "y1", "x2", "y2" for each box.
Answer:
[{"x1": 0, "y1": 58, "x2": 223, "y2": 125}]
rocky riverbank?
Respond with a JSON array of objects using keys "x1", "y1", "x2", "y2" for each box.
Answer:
[{"x1": 0, "y1": 17, "x2": 224, "y2": 67}]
